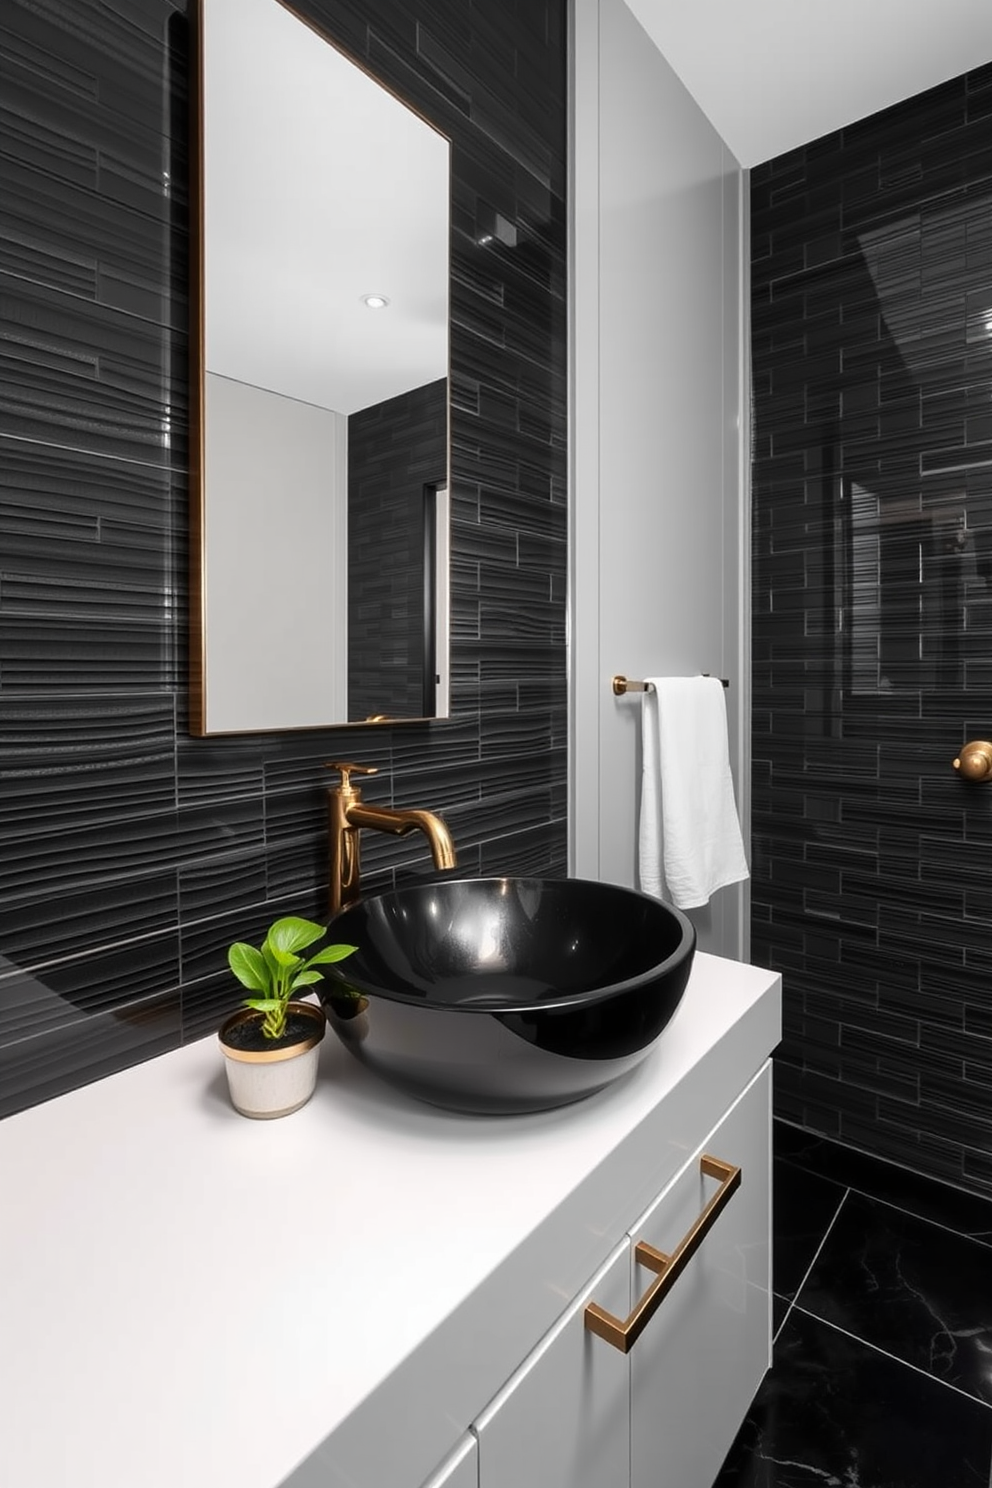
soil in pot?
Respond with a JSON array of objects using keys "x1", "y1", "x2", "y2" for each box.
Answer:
[{"x1": 220, "y1": 1007, "x2": 323, "y2": 1053}]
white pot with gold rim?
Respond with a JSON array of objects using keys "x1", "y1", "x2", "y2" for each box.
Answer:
[{"x1": 218, "y1": 1001, "x2": 326, "y2": 1119}]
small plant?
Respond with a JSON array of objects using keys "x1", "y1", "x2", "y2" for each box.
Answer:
[{"x1": 228, "y1": 915, "x2": 357, "y2": 1041}]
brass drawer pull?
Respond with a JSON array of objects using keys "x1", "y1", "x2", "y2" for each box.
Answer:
[{"x1": 584, "y1": 1154, "x2": 741, "y2": 1354}]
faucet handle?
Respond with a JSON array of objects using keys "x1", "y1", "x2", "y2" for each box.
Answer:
[{"x1": 325, "y1": 760, "x2": 378, "y2": 792}]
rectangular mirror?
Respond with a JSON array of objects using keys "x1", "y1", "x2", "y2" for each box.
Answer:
[{"x1": 190, "y1": 0, "x2": 451, "y2": 734}]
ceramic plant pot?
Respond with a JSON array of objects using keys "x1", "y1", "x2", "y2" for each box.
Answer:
[{"x1": 218, "y1": 1000, "x2": 326, "y2": 1119}]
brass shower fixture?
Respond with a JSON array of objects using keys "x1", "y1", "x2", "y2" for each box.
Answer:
[{"x1": 952, "y1": 741, "x2": 992, "y2": 781}]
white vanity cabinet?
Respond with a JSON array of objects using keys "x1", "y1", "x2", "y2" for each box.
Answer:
[
  {"x1": 473, "y1": 1242, "x2": 631, "y2": 1488},
  {"x1": 0, "y1": 952, "x2": 780, "y2": 1488},
  {"x1": 469, "y1": 1063, "x2": 772, "y2": 1488}
]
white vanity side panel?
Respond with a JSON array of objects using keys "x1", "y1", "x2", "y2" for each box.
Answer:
[
  {"x1": 569, "y1": 0, "x2": 747, "y2": 961},
  {"x1": 203, "y1": 372, "x2": 347, "y2": 731},
  {"x1": 472, "y1": 1239, "x2": 630, "y2": 1488}
]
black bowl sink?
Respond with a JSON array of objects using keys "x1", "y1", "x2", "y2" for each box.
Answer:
[{"x1": 319, "y1": 876, "x2": 696, "y2": 1114}]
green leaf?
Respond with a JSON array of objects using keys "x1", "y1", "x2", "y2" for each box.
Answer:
[
  {"x1": 289, "y1": 970, "x2": 324, "y2": 990},
  {"x1": 228, "y1": 943, "x2": 270, "y2": 993},
  {"x1": 305, "y1": 943, "x2": 358, "y2": 967},
  {"x1": 264, "y1": 939, "x2": 301, "y2": 970},
  {"x1": 268, "y1": 916, "x2": 326, "y2": 958},
  {"x1": 227, "y1": 918, "x2": 349, "y2": 1017}
]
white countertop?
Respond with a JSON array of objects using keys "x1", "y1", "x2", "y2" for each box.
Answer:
[{"x1": 0, "y1": 952, "x2": 781, "y2": 1488}]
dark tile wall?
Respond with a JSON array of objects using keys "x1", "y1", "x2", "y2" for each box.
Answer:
[
  {"x1": 752, "y1": 64, "x2": 992, "y2": 1196},
  {"x1": 0, "y1": 0, "x2": 567, "y2": 1118},
  {"x1": 348, "y1": 378, "x2": 446, "y2": 721}
]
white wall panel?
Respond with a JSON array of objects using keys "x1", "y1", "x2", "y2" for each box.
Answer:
[
  {"x1": 203, "y1": 373, "x2": 348, "y2": 731},
  {"x1": 570, "y1": 0, "x2": 749, "y2": 958}
]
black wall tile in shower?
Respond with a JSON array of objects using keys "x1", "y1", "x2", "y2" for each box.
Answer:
[
  {"x1": 752, "y1": 64, "x2": 992, "y2": 1199},
  {"x1": 0, "y1": 0, "x2": 567, "y2": 1117}
]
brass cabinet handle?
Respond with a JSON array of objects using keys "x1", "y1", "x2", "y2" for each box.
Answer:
[
  {"x1": 953, "y1": 741, "x2": 992, "y2": 781},
  {"x1": 584, "y1": 1154, "x2": 741, "y2": 1354}
]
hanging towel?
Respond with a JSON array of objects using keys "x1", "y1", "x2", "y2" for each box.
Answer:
[{"x1": 638, "y1": 676, "x2": 749, "y2": 910}]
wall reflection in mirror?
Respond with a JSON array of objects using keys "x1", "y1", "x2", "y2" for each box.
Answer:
[
  {"x1": 191, "y1": 0, "x2": 451, "y2": 734},
  {"x1": 816, "y1": 202, "x2": 992, "y2": 700},
  {"x1": 843, "y1": 487, "x2": 979, "y2": 695}
]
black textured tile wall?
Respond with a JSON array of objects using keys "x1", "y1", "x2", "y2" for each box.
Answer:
[
  {"x1": 0, "y1": 0, "x2": 567, "y2": 1118},
  {"x1": 752, "y1": 63, "x2": 992, "y2": 1197},
  {"x1": 348, "y1": 378, "x2": 447, "y2": 721}
]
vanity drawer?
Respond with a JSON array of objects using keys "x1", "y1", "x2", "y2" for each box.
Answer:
[
  {"x1": 467, "y1": 1061, "x2": 771, "y2": 1488},
  {"x1": 625, "y1": 1061, "x2": 772, "y2": 1488},
  {"x1": 419, "y1": 1435, "x2": 478, "y2": 1488},
  {"x1": 473, "y1": 1238, "x2": 631, "y2": 1488}
]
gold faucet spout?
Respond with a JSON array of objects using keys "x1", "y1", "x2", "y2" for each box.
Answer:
[
  {"x1": 344, "y1": 803, "x2": 457, "y2": 869},
  {"x1": 326, "y1": 761, "x2": 458, "y2": 916}
]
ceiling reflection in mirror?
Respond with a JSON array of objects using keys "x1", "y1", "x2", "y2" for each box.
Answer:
[{"x1": 191, "y1": 0, "x2": 451, "y2": 735}]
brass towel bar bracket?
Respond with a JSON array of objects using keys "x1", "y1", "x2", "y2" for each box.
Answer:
[{"x1": 612, "y1": 674, "x2": 730, "y2": 696}]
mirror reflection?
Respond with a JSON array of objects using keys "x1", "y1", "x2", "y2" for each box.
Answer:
[{"x1": 191, "y1": 0, "x2": 451, "y2": 734}]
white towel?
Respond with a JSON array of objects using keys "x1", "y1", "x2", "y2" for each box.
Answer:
[{"x1": 638, "y1": 676, "x2": 749, "y2": 910}]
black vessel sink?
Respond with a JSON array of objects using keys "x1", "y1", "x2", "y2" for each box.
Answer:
[{"x1": 319, "y1": 876, "x2": 696, "y2": 1114}]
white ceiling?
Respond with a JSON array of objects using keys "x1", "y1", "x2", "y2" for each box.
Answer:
[
  {"x1": 203, "y1": 0, "x2": 449, "y2": 416},
  {"x1": 623, "y1": 0, "x2": 992, "y2": 167}
]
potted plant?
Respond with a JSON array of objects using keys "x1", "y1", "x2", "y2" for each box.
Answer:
[{"x1": 218, "y1": 915, "x2": 356, "y2": 1119}]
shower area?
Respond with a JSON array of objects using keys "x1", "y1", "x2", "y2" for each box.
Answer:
[{"x1": 751, "y1": 63, "x2": 992, "y2": 1198}]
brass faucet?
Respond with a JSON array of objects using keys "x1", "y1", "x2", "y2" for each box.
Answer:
[{"x1": 325, "y1": 761, "x2": 457, "y2": 916}]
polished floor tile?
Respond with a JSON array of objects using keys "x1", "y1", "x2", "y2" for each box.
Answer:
[
  {"x1": 714, "y1": 1123, "x2": 992, "y2": 1485},
  {"x1": 796, "y1": 1190, "x2": 992, "y2": 1405},
  {"x1": 714, "y1": 1307, "x2": 992, "y2": 1488}
]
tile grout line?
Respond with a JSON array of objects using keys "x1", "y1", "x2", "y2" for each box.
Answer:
[
  {"x1": 776, "y1": 1142, "x2": 992, "y2": 1250},
  {"x1": 775, "y1": 1124, "x2": 992, "y2": 1238},
  {"x1": 773, "y1": 1184, "x2": 850, "y2": 1345},
  {"x1": 788, "y1": 1303, "x2": 992, "y2": 1417},
  {"x1": 841, "y1": 1183, "x2": 992, "y2": 1254}
]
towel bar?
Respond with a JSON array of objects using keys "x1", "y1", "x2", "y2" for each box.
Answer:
[{"x1": 612, "y1": 674, "x2": 729, "y2": 696}]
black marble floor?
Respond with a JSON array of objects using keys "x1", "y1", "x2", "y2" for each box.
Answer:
[{"x1": 714, "y1": 1121, "x2": 992, "y2": 1487}]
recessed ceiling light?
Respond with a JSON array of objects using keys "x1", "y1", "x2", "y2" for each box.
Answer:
[{"x1": 362, "y1": 294, "x2": 390, "y2": 310}]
